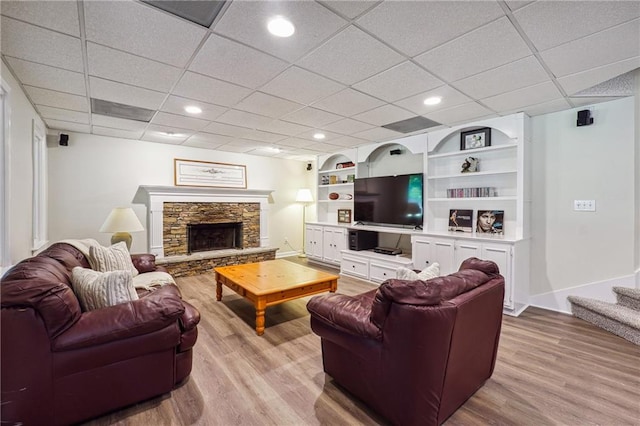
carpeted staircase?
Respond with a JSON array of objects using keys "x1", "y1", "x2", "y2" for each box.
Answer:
[{"x1": 568, "y1": 287, "x2": 640, "y2": 346}]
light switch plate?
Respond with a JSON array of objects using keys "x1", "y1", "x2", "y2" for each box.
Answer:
[{"x1": 574, "y1": 200, "x2": 596, "y2": 211}]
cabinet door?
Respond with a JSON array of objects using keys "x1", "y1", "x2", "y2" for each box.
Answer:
[
  {"x1": 322, "y1": 228, "x2": 345, "y2": 264},
  {"x1": 305, "y1": 226, "x2": 323, "y2": 259},
  {"x1": 481, "y1": 243, "x2": 512, "y2": 308},
  {"x1": 455, "y1": 241, "x2": 482, "y2": 270},
  {"x1": 412, "y1": 239, "x2": 432, "y2": 270},
  {"x1": 432, "y1": 238, "x2": 455, "y2": 275}
]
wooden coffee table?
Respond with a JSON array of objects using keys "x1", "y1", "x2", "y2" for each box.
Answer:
[{"x1": 214, "y1": 259, "x2": 339, "y2": 335}]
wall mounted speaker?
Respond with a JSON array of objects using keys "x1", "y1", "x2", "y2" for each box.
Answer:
[
  {"x1": 576, "y1": 109, "x2": 593, "y2": 127},
  {"x1": 59, "y1": 134, "x2": 69, "y2": 146}
]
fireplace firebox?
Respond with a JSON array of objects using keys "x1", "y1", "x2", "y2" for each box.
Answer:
[{"x1": 187, "y1": 222, "x2": 243, "y2": 254}]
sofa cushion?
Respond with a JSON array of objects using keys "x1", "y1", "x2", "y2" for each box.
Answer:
[
  {"x1": 396, "y1": 262, "x2": 440, "y2": 281},
  {"x1": 88, "y1": 242, "x2": 139, "y2": 277},
  {"x1": 71, "y1": 267, "x2": 138, "y2": 311}
]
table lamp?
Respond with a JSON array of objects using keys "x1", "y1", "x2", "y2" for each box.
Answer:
[
  {"x1": 295, "y1": 189, "x2": 313, "y2": 258},
  {"x1": 99, "y1": 207, "x2": 144, "y2": 250}
]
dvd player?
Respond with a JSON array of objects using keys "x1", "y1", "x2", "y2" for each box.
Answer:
[{"x1": 373, "y1": 247, "x2": 402, "y2": 255}]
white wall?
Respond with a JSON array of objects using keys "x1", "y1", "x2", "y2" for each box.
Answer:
[
  {"x1": 530, "y1": 97, "x2": 637, "y2": 308},
  {"x1": 47, "y1": 133, "x2": 314, "y2": 256},
  {"x1": 1, "y1": 60, "x2": 46, "y2": 265}
]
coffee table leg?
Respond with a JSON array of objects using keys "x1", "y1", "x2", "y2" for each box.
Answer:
[
  {"x1": 256, "y1": 298, "x2": 266, "y2": 336},
  {"x1": 216, "y1": 279, "x2": 222, "y2": 301}
]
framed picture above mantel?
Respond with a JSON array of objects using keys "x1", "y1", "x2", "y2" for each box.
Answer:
[{"x1": 174, "y1": 159, "x2": 247, "y2": 188}]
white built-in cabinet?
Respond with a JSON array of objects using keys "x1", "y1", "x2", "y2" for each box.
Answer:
[
  {"x1": 305, "y1": 224, "x2": 347, "y2": 267},
  {"x1": 304, "y1": 224, "x2": 323, "y2": 261},
  {"x1": 316, "y1": 149, "x2": 357, "y2": 224}
]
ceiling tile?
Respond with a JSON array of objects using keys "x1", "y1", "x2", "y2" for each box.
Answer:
[
  {"x1": 304, "y1": 142, "x2": 344, "y2": 153},
  {"x1": 84, "y1": 0, "x2": 206, "y2": 67},
  {"x1": 356, "y1": 1, "x2": 504, "y2": 57},
  {"x1": 1, "y1": 0, "x2": 80, "y2": 36},
  {"x1": 44, "y1": 119, "x2": 90, "y2": 133},
  {"x1": 259, "y1": 66, "x2": 345, "y2": 105},
  {"x1": 540, "y1": 19, "x2": 640, "y2": 78},
  {"x1": 322, "y1": 118, "x2": 375, "y2": 135},
  {"x1": 297, "y1": 26, "x2": 405, "y2": 85},
  {"x1": 215, "y1": 110, "x2": 273, "y2": 129},
  {"x1": 189, "y1": 34, "x2": 288, "y2": 89},
  {"x1": 514, "y1": 1, "x2": 640, "y2": 51},
  {"x1": 319, "y1": 1, "x2": 380, "y2": 19},
  {"x1": 91, "y1": 114, "x2": 148, "y2": 131},
  {"x1": 90, "y1": 77, "x2": 166, "y2": 110},
  {"x1": 453, "y1": 56, "x2": 548, "y2": 99},
  {"x1": 504, "y1": 1, "x2": 535, "y2": 12},
  {"x1": 351, "y1": 126, "x2": 402, "y2": 142},
  {"x1": 560, "y1": 58, "x2": 640, "y2": 98},
  {"x1": 274, "y1": 137, "x2": 317, "y2": 149},
  {"x1": 172, "y1": 72, "x2": 252, "y2": 107},
  {"x1": 352, "y1": 104, "x2": 415, "y2": 126},
  {"x1": 215, "y1": 143, "x2": 255, "y2": 154},
  {"x1": 183, "y1": 133, "x2": 233, "y2": 149},
  {"x1": 353, "y1": 61, "x2": 442, "y2": 103},
  {"x1": 160, "y1": 96, "x2": 228, "y2": 121},
  {"x1": 1, "y1": 17, "x2": 83, "y2": 72},
  {"x1": 424, "y1": 102, "x2": 495, "y2": 126},
  {"x1": 569, "y1": 96, "x2": 623, "y2": 107},
  {"x1": 328, "y1": 135, "x2": 369, "y2": 147},
  {"x1": 5, "y1": 58, "x2": 86, "y2": 96},
  {"x1": 517, "y1": 98, "x2": 572, "y2": 117},
  {"x1": 151, "y1": 112, "x2": 210, "y2": 131},
  {"x1": 394, "y1": 85, "x2": 473, "y2": 115},
  {"x1": 24, "y1": 86, "x2": 88, "y2": 112},
  {"x1": 254, "y1": 119, "x2": 311, "y2": 136},
  {"x1": 141, "y1": 124, "x2": 193, "y2": 144},
  {"x1": 87, "y1": 43, "x2": 182, "y2": 92},
  {"x1": 37, "y1": 105, "x2": 89, "y2": 124},
  {"x1": 202, "y1": 122, "x2": 251, "y2": 138},
  {"x1": 415, "y1": 17, "x2": 532, "y2": 83},
  {"x1": 212, "y1": 0, "x2": 348, "y2": 62},
  {"x1": 92, "y1": 126, "x2": 144, "y2": 140},
  {"x1": 295, "y1": 129, "x2": 344, "y2": 142},
  {"x1": 234, "y1": 92, "x2": 304, "y2": 118},
  {"x1": 281, "y1": 107, "x2": 344, "y2": 127},
  {"x1": 481, "y1": 81, "x2": 563, "y2": 112},
  {"x1": 242, "y1": 129, "x2": 288, "y2": 143},
  {"x1": 312, "y1": 88, "x2": 385, "y2": 117}
]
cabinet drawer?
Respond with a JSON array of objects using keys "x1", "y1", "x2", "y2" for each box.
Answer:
[
  {"x1": 369, "y1": 262, "x2": 397, "y2": 283},
  {"x1": 341, "y1": 255, "x2": 368, "y2": 279}
]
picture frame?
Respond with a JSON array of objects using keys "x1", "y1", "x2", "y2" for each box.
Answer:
[
  {"x1": 337, "y1": 209, "x2": 352, "y2": 224},
  {"x1": 475, "y1": 210, "x2": 504, "y2": 235},
  {"x1": 460, "y1": 127, "x2": 491, "y2": 151},
  {"x1": 174, "y1": 158, "x2": 247, "y2": 188},
  {"x1": 448, "y1": 209, "x2": 473, "y2": 233}
]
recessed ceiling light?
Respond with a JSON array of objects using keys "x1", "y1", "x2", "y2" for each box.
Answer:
[
  {"x1": 185, "y1": 105, "x2": 202, "y2": 114},
  {"x1": 262, "y1": 146, "x2": 282, "y2": 153},
  {"x1": 423, "y1": 96, "x2": 442, "y2": 106},
  {"x1": 267, "y1": 16, "x2": 295, "y2": 37},
  {"x1": 162, "y1": 131, "x2": 184, "y2": 137},
  {"x1": 313, "y1": 133, "x2": 326, "y2": 140}
]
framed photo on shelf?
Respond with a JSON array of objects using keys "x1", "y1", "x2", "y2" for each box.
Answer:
[
  {"x1": 174, "y1": 158, "x2": 247, "y2": 188},
  {"x1": 448, "y1": 209, "x2": 473, "y2": 233},
  {"x1": 475, "y1": 210, "x2": 504, "y2": 235},
  {"x1": 460, "y1": 127, "x2": 491, "y2": 150},
  {"x1": 337, "y1": 209, "x2": 352, "y2": 223}
]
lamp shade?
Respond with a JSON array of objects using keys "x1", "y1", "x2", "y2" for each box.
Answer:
[
  {"x1": 99, "y1": 208, "x2": 144, "y2": 233},
  {"x1": 295, "y1": 188, "x2": 313, "y2": 203}
]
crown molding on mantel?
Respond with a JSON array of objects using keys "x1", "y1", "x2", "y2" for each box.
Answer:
[{"x1": 133, "y1": 185, "x2": 273, "y2": 203}]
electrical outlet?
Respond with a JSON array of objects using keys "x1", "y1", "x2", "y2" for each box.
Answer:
[{"x1": 574, "y1": 200, "x2": 596, "y2": 212}]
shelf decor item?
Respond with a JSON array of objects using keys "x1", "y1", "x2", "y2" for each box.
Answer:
[
  {"x1": 337, "y1": 209, "x2": 352, "y2": 223},
  {"x1": 174, "y1": 158, "x2": 246, "y2": 188},
  {"x1": 460, "y1": 127, "x2": 491, "y2": 151},
  {"x1": 476, "y1": 210, "x2": 504, "y2": 235},
  {"x1": 448, "y1": 209, "x2": 472, "y2": 233},
  {"x1": 347, "y1": 174, "x2": 355, "y2": 183},
  {"x1": 461, "y1": 157, "x2": 479, "y2": 173},
  {"x1": 336, "y1": 161, "x2": 355, "y2": 169}
]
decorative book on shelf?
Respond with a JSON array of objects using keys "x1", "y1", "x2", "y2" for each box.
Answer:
[
  {"x1": 476, "y1": 210, "x2": 504, "y2": 235},
  {"x1": 447, "y1": 187, "x2": 497, "y2": 198},
  {"x1": 449, "y1": 209, "x2": 472, "y2": 233}
]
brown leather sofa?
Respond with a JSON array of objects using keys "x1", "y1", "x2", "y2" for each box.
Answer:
[
  {"x1": 1, "y1": 242, "x2": 200, "y2": 425},
  {"x1": 307, "y1": 257, "x2": 504, "y2": 426}
]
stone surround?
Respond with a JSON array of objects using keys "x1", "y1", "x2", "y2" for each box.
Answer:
[{"x1": 157, "y1": 247, "x2": 277, "y2": 278}]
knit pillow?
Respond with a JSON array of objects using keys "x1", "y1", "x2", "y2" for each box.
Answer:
[
  {"x1": 396, "y1": 262, "x2": 440, "y2": 281},
  {"x1": 88, "y1": 241, "x2": 139, "y2": 277},
  {"x1": 71, "y1": 267, "x2": 138, "y2": 311}
]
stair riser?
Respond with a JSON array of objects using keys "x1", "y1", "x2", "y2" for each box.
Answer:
[
  {"x1": 571, "y1": 305, "x2": 640, "y2": 346},
  {"x1": 616, "y1": 294, "x2": 640, "y2": 312}
]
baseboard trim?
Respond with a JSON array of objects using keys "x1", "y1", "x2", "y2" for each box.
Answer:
[
  {"x1": 529, "y1": 274, "x2": 636, "y2": 314},
  {"x1": 276, "y1": 250, "x2": 299, "y2": 258}
]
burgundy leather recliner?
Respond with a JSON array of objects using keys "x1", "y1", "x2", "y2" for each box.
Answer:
[
  {"x1": 1, "y1": 242, "x2": 200, "y2": 425},
  {"x1": 307, "y1": 257, "x2": 504, "y2": 426}
]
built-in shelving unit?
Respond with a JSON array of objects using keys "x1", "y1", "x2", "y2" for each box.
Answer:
[{"x1": 316, "y1": 151, "x2": 357, "y2": 224}]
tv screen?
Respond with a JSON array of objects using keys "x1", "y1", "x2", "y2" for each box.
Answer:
[{"x1": 354, "y1": 173, "x2": 423, "y2": 227}]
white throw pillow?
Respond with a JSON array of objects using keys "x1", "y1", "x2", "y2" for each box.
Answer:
[
  {"x1": 71, "y1": 267, "x2": 138, "y2": 311},
  {"x1": 132, "y1": 271, "x2": 176, "y2": 290},
  {"x1": 88, "y1": 241, "x2": 139, "y2": 277},
  {"x1": 396, "y1": 263, "x2": 440, "y2": 281}
]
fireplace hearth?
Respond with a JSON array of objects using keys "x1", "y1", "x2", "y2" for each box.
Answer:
[{"x1": 187, "y1": 222, "x2": 243, "y2": 254}]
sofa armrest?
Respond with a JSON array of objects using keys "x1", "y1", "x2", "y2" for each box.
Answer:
[
  {"x1": 179, "y1": 300, "x2": 200, "y2": 331},
  {"x1": 52, "y1": 285, "x2": 185, "y2": 351},
  {"x1": 307, "y1": 292, "x2": 381, "y2": 340},
  {"x1": 131, "y1": 253, "x2": 158, "y2": 273}
]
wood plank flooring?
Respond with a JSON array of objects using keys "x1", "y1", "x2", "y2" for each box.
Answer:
[{"x1": 85, "y1": 258, "x2": 640, "y2": 425}]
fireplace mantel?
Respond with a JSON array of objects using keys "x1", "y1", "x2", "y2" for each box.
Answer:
[{"x1": 133, "y1": 185, "x2": 273, "y2": 257}]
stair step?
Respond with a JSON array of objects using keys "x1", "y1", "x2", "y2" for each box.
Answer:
[
  {"x1": 567, "y1": 296, "x2": 640, "y2": 345},
  {"x1": 613, "y1": 287, "x2": 640, "y2": 311}
]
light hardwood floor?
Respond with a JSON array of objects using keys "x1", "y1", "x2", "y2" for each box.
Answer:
[{"x1": 86, "y1": 258, "x2": 640, "y2": 425}]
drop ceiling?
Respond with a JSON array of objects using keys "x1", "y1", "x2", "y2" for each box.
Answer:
[{"x1": 1, "y1": 0, "x2": 638, "y2": 160}]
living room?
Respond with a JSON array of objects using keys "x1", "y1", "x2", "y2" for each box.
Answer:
[{"x1": 1, "y1": 1, "x2": 639, "y2": 425}]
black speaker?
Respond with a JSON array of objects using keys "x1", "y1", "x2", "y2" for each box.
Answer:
[
  {"x1": 577, "y1": 109, "x2": 593, "y2": 127},
  {"x1": 348, "y1": 230, "x2": 378, "y2": 251},
  {"x1": 59, "y1": 134, "x2": 69, "y2": 146}
]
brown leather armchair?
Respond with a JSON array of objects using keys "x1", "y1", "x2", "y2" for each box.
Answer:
[
  {"x1": 1, "y1": 243, "x2": 200, "y2": 425},
  {"x1": 307, "y1": 257, "x2": 504, "y2": 426}
]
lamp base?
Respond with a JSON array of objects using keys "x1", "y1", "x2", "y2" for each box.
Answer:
[
  {"x1": 111, "y1": 232, "x2": 132, "y2": 250},
  {"x1": 298, "y1": 253, "x2": 307, "y2": 258}
]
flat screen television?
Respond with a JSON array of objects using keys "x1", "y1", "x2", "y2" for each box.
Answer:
[{"x1": 354, "y1": 173, "x2": 424, "y2": 228}]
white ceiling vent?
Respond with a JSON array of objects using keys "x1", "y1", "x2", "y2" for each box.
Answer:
[
  {"x1": 91, "y1": 99, "x2": 156, "y2": 122},
  {"x1": 382, "y1": 116, "x2": 441, "y2": 133}
]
